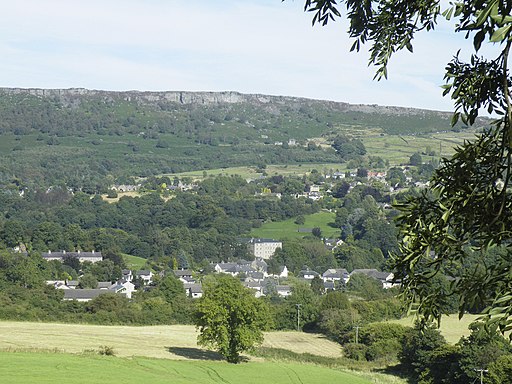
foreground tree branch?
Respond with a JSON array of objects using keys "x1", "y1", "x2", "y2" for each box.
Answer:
[{"x1": 295, "y1": 0, "x2": 512, "y2": 336}]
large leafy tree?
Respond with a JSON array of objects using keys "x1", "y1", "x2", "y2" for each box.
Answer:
[
  {"x1": 297, "y1": 1, "x2": 512, "y2": 334},
  {"x1": 194, "y1": 274, "x2": 270, "y2": 363}
]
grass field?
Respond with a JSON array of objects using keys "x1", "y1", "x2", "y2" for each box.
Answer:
[
  {"x1": 0, "y1": 351, "x2": 385, "y2": 384},
  {"x1": 249, "y1": 211, "x2": 338, "y2": 240},
  {"x1": 122, "y1": 254, "x2": 148, "y2": 270},
  {"x1": 361, "y1": 130, "x2": 477, "y2": 165},
  {"x1": 0, "y1": 321, "x2": 405, "y2": 384},
  {"x1": 166, "y1": 163, "x2": 348, "y2": 181}
]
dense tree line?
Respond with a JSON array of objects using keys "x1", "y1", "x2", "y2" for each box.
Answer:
[{"x1": 0, "y1": 176, "x2": 320, "y2": 267}]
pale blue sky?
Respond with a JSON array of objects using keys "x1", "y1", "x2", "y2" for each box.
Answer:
[{"x1": 0, "y1": 0, "x2": 496, "y2": 111}]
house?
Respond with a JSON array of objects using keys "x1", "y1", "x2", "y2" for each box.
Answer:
[
  {"x1": 246, "y1": 271, "x2": 265, "y2": 282},
  {"x1": 66, "y1": 280, "x2": 80, "y2": 289},
  {"x1": 214, "y1": 261, "x2": 257, "y2": 277},
  {"x1": 247, "y1": 238, "x2": 282, "y2": 260},
  {"x1": 349, "y1": 269, "x2": 398, "y2": 289},
  {"x1": 42, "y1": 250, "x2": 103, "y2": 264},
  {"x1": 136, "y1": 270, "x2": 154, "y2": 285},
  {"x1": 324, "y1": 238, "x2": 344, "y2": 251},
  {"x1": 243, "y1": 281, "x2": 264, "y2": 298},
  {"x1": 109, "y1": 280, "x2": 136, "y2": 299},
  {"x1": 268, "y1": 265, "x2": 288, "y2": 279},
  {"x1": 173, "y1": 269, "x2": 194, "y2": 280},
  {"x1": 323, "y1": 281, "x2": 336, "y2": 291},
  {"x1": 299, "y1": 268, "x2": 320, "y2": 280},
  {"x1": 183, "y1": 282, "x2": 203, "y2": 298},
  {"x1": 322, "y1": 268, "x2": 350, "y2": 284},
  {"x1": 112, "y1": 184, "x2": 140, "y2": 192},
  {"x1": 276, "y1": 285, "x2": 292, "y2": 297},
  {"x1": 122, "y1": 269, "x2": 133, "y2": 282},
  {"x1": 63, "y1": 289, "x2": 123, "y2": 302},
  {"x1": 97, "y1": 282, "x2": 112, "y2": 289},
  {"x1": 251, "y1": 259, "x2": 268, "y2": 274},
  {"x1": 46, "y1": 280, "x2": 71, "y2": 289}
]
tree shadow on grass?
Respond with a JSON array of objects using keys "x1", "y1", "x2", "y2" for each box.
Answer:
[{"x1": 167, "y1": 347, "x2": 224, "y2": 361}]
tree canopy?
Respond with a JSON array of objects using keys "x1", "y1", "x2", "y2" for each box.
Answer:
[
  {"x1": 299, "y1": 0, "x2": 512, "y2": 334},
  {"x1": 194, "y1": 274, "x2": 270, "y2": 363}
]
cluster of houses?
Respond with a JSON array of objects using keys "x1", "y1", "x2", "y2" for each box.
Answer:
[{"x1": 42, "y1": 248, "x2": 398, "y2": 302}]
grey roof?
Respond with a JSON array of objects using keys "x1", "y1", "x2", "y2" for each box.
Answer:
[
  {"x1": 97, "y1": 282, "x2": 112, "y2": 289},
  {"x1": 350, "y1": 269, "x2": 393, "y2": 281},
  {"x1": 299, "y1": 269, "x2": 320, "y2": 278},
  {"x1": 184, "y1": 283, "x2": 203, "y2": 294},
  {"x1": 323, "y1": 281, "x2": 335, "y2": 290},
  {"x1": 136, "y1": 270, "x2": 152, "y2": 276},
  {"x1": 247, "y1": 271, "x2": 264, "y2": 280},
  {"x1": 322, "y1": 268, "x2": 349, "y2": 279},
  {"x1": 173, "y1": 269, "x2": 194, "y2": 277},
  {"x1": 63, "y1": 289, "x2": 113, "y2": 300}
]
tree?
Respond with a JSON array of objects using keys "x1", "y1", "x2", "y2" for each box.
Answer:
[
  {"x1": 409, "y1": 152, "x2": 422, "y2": 166},
  {"x1": 298, "y1": 0, "x2": 512, "y2": 333},
  {"x1": 194, "y1": 274, "x2": 270, "y2": 363}
]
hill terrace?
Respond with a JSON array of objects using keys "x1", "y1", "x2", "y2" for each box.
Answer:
[{"x1": 41, "y1": 250, "x2": 103, "y2": 263}]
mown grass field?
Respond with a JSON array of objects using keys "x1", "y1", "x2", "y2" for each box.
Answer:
[
  {"x1": 249, "y1": 211, "x2": 339, "y2": 240},
  {"x1": 0, "y1": 321, "x2": 404, "y2": 384},
  {"x1": 0, "y1": 322, "x2": 342, "y2": 360}
]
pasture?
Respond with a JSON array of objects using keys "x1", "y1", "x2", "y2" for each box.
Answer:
[{"x1": 249, "y1": 211, "x2": 339, "y2": 240}]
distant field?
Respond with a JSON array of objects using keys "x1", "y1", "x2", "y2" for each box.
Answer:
[
  {"x1": 388, "y1": 314, "x2": 481, "y2": 344},
  {"x1": 166, "y1": 163, "x2": 347, "y2": 181},
  {"x1": 122, "y1": 254, "x2": 147, "y2": 270},
  {"x1": 362, "y1": 131, "x2": 477, "y2": 165},
  {"x1": 0, "y1": 322, "x2": 342, "y2": 360},
  {"x1": 0, "y1": 351, "x2": 383, "y2": 384},
  {"x1": 250, "y1": 211, "x2": 339, "y2": 240}
]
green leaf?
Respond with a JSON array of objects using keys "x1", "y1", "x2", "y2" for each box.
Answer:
[{"x1": 490, "y1": 25, "x2": 511, "y2": 43}]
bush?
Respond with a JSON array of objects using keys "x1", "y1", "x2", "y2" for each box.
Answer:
[
  {"x1": 344, "y1": 343, "x2": 367, "y2": 361},
  {"x1": 488, "y1": 355, "x2": 512, "y2": 384},
  {"x1": 98, "y1": 345, "x2": 115, "y2": 356}
]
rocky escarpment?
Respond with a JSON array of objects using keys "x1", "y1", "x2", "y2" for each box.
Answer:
[{"x1": 0, "y1": 87, "x2": 452, "y2": 118}]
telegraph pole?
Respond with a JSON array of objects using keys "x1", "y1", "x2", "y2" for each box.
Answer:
[
  {"x1": 354, "y1": 325, "x2": 360, "y2": 344},
  {"x1": 295, "y1": 304, "x2": 301, "y2": 331},
  {"x1": 475, "y1": 368, "x2": 487, "y2": 384}
]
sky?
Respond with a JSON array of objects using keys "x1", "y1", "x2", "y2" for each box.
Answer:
[{"x1": 0, "y1": 0, "x2": 497, "y2": 112}]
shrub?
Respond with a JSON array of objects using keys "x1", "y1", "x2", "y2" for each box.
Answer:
[
  {"x1": 98, "y1": 345, "x2": 115, "y2": 356},
  {"x1": 343, "y1": 343, "x2": 367, "y2": 361}
]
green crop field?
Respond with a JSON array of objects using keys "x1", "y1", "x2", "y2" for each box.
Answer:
[{"x1": 249, "y1": 211, "x2": 338, "y2": 240}]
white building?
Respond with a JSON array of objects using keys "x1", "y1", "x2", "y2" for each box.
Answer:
[
  {"x1": 42, "y1": 250, "x2": 103, "y2": 263},
  {"x1": 247, "y1": 238, "x2": 282, "y2": 260}
]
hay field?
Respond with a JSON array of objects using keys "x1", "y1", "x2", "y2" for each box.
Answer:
[
  {"x1": 0, "y1": 321, "x2": 342, "y2": 359},
  {"x1": 388, "y1": 314, "x2": 481, "y2": 344}
]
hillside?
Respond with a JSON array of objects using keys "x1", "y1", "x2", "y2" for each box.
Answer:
[{"x1": 0, "y1": 88, "x2": 482, "y2": 190}]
